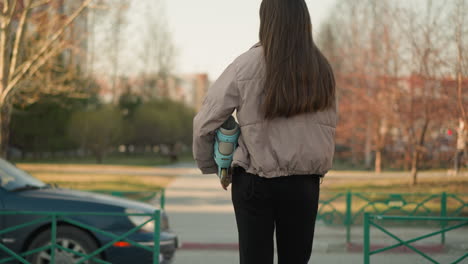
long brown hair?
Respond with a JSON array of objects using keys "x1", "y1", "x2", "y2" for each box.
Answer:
[{"x1": 259, "y1": 0, "x2": 336, "y2": 119}]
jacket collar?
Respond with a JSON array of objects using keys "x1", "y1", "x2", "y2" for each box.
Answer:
[{"x1": 250, "y1": 42, "x2": 262, "y2": 49}]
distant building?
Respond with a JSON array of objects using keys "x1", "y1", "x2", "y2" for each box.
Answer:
[
  {"x1": 194, "y1": 74, "x2": 210, "y2": 111},
  {"x1": 96, "y1": 73, "x2": 210, "y2": 109},
  {"x1": 157, "y1": 76, "x2": 186, "y2": 102},
  {"x1": 179, "y1": 74, "x2": 210, "y2": 111}
]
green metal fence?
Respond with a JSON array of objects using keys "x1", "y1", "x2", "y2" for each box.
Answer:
[
  {"x1": 363, "y1": 214, "x2": 468, "y2": 264},
  {"x1": 317, "y1": 192, "x2": 468, "y2": 243},
  {"x1": 93, "y1": 189, "x2": 166, "y2": 209},
  {"x1": 0, "y1": 210, "x2": 161, "y2": 264}
]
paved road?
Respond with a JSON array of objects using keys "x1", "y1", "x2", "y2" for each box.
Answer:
[
  {"x1": 163, "y1": 164, "x2": 468, "y2": 264},
  {"x1": 174, "y1": 250, "x2": 466, "y2": 264}
]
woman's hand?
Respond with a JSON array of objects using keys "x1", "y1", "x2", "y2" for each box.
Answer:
[{"x1": 220, "y1": 172, "x2": 232, "y2": 191}]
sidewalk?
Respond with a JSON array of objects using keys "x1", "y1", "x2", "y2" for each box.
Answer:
[
  {"x1": 164, "y1": 166, "x2": 468, "y2": 264},
  {"x1": 174, "y1": 251, "x2": 465, "y2": 264}
]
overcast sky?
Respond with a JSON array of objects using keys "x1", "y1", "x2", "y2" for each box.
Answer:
[
  {"x1": 93, "y1": 1, "x2": 337, "y2": 81},
  {"x1": 165, "y1": 0, "x2": 337, "y2": 79}
]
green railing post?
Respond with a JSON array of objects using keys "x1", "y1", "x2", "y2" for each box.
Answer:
[
  {"x1": 364, "y1": 213, "x2": 370, "y2": 264},
  {"x1": 0, "y1": 211, "x2": 162, "y2": 264},
  {"x1": 361, "y1": 215, "x2": 468, "y2": 263},
  {"x1": 346, "y1": 191, "x2": 352, "y2": 243},
  {"x1": 51, "y1": 215, "x2": 57, "y2": 264},
  {"x1": 440, "y1": 192, "x2": 447, "y2": 245},
  {"x1": 153, "y1": 210, "x2": 161, "y2": 264},
  {"x1": 111, "y1": 191, "x2": 123, "y2": 197},
  {"x1": 160, "y1": 189, "x2": 166, "y2": 210}
]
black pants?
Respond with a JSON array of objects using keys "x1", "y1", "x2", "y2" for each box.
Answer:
[{"x1": 231, "y1": 168, "x2": 321, "y2": 264}]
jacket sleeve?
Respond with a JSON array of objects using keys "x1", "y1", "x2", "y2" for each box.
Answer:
[{"x1": 193, "y1": 62, "x2": 240, "y2": 174}]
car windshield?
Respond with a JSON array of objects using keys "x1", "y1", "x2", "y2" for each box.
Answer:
[{"x1": 0, "y1": 159, "x2": 47, "y2": 191}]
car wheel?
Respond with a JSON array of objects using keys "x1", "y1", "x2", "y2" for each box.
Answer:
[{"x1": 26, "y1": 226, "x2": 102, "y2": 264}]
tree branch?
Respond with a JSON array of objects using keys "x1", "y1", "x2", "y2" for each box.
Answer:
[
  {"x1": 2, "y1": 0, "x2": 93, "y2": 103},
  {"x1": 4, "y1": 41, "x2": 67, "y2": 104},
  {"x1": 8, "y1": 0, "x2": 32, "y2": 84},
  {"x1": 31, "y1": 0, "x2": 52, "y2": 9},
  {"x1": 3, "y1": 0, "x2": 17, "y2": 28}
]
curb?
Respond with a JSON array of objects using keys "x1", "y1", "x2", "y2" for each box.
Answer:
[
  {"x1": 178, "y1": 242, "x2": 331, "y2": 253},
  {"x1": 178, "y1": 242, "x2": 448, "y2": 254},
  {"x1": 347, "y1": 243, "x2": 445, "y2": 254},
  {"x1": 180, "y1": 242, "x2": 238, "y2": 251}
]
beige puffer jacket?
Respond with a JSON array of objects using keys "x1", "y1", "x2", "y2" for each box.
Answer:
[{"x1": 193, "y1": 44, "x2": 338, "y2": 178}]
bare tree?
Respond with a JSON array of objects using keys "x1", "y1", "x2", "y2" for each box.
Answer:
[
  {"x1": 319, "y1": 0, "x2": 461, "y2": 178},
  {"x1": 0, "y1": 0, "x2": 92, "y2": 157},
  {"x1": 318, "y1": 0, "x2": 399, "y2": 172},
  {"x1": 372, "y1": 1, "x2": 406, "y2": 173},
  {"x1": 139, "y1": 0, "x2": 176, "y2": 100},
  {"x1": 397, "y1": 0, "x2": 451, "y2": 184},
  {"x1": 320, "y1": 0, "x2": 371, "y2": 167},
  {"x1": 87, "y1": 0, "x2": 108, "y2": 76},
  {"x1": 451, "y1": 0, "x2": 467, "y2": 173},
  {"x1": 453, "y1": 0, "x2": 467, "y2": 126},
  {"x1": 107, "y1": 0, "x2": 128, "y2": 104}
]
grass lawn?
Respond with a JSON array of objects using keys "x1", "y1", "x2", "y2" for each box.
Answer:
[
  {"x1": 319, "y1": 174, "x2": 468, "y2": 219},
  {"x1": 321, "y1": 176, "x2": 468, "y2": 194},
  {"x1": 11, "y1": 153, "x2": 193, "y2": 192},
  {"x1": 18, "y1": 163, "x2": 176, "y2": 191},
  {"x1": 16, "y1": 159, "x2": 468, "y2": 194}
]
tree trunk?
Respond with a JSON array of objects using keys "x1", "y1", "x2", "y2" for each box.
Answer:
[
  {"x1": 375, "y1": 149, "x2": 382, "y2": 174},
  {"x1": 350, "y1": 87, "x2": 358, "y2": 167},
  {"x1": 0, "y1": 115, "x2": 3, "y2": 158},
  {"x1": 169, "y1": 143, "x2": 179, "y2": 163},
  {"x1": 0, "y1": 104, "x2": 12, "y2": 158},
  {"x1": 404, "y1": 147, "x2": 411, "y2": 171},
  {"x1": 411, "y1": 149, "x2": 420, "y2": 186},
  {"x1": 365, "y1": 118, "x2": 373, "y2": 169},
  {"x1": 125, "y1": 144, "x2": 131, "y2": 156},
  {"x1": 95, "y1": 151, "x2": 104, "y2": 164},
  {"x1": 375, "y1": 118, "x2": 388, "y2": 174},
  {"x1": 411, "y1": 119, "x2": 430, "y2": 185}
]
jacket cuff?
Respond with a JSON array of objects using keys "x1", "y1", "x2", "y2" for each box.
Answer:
[
  {"x1": 196, "y1": 159, "x2": 218, "y2": 174},
  {"x1": 200, "y1": 166, "x2": 218, "y2": 174}
]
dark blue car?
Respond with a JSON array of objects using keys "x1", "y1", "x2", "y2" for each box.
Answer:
[{"x1": 0, "y1": 159, "x2": 178, "y2": 264}]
